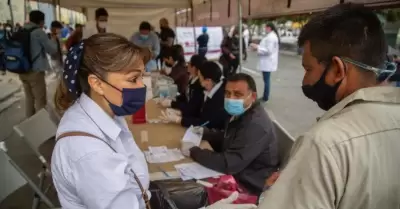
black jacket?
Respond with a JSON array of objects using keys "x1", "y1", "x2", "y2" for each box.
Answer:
[
  {"x1": 190, "y1": 102, "x2": 279, "y2": 194},
  {"x1": 181, "y1": 81, "x2": 229, "y2": 130},
  {"x1": 171, "y1": 77, "x2": 204, "y2": 118}
]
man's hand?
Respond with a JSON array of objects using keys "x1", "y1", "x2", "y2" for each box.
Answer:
[
  {"x1": 159, "y1": 110, "x2": 181, "y2": 124},
  {"x1": 160, "y1": 98, "x2": 172, "y2": 107},
  {"x1": 181, "y1": 141, "x2": 196, "y2": 157},
  {"x1": 205, "y1": 192, "x2": 257, "y2": 209},
  {"x1": 250, "y1": 43, "x2": 258, "y2": 51},
  {"x1": 229, "y1": 53, "x2": 236, "y2": 60},
  {"x1": 166, "y1": 108, "x2": 182, "y2": 116}
]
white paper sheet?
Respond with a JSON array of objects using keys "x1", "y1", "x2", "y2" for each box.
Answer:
[
  {"x1": 144, "y1": 146, "x2": 185, "y2": 163},
  {"x1": 174, "y1": 162, "x2": 223, "y2": 180},
  {"x1": 182, "y1": 126, "x2": 202, "y2": 147}
]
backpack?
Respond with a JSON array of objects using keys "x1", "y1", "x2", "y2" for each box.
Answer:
[{"x1": 3, "y1": 27, "x2": 39, "y2": 73}]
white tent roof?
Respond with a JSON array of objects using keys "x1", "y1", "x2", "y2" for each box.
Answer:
[{"x1": 45, "y1": 0, "x2": 208, "y2": 37}]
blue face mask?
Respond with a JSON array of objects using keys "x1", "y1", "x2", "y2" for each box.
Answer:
[
  {"x1": 140, "y1": 34, "x2": 149, "y2": 40},
  {"x1": 103, "y1": 81, "x2": 147, "y2": 116},
  {"x1": 224, "y1": 95, "x2": 251, "y2": 116}
]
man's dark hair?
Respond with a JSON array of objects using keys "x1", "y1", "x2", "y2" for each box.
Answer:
[
  {"x1": 298, "y1": 3, "x2": 387, "y2": 69},
  {"x1": 29, "y1": 10, "x2": 45, "y2": 25},
  {"x1": 227, "y1": 73, "x2": 257, "y2": 92},
  {"x1": 51, "y1": 21, "x2": 63, "y2": 29},
  {"x1": 139, "y1": 21, "x2": 151, "y2": 31},
  {"x1": 95, "y1": 8, "x2": 108, "y2": 18},
  {"x1": 199, "y1": 61, "x2": 222, "y2": 83},
  {"x1": 190, "y1": 54, "x2": 207, "y2": 70},
  {"x1": 75, "y1": 24, "x2": 83, "y2": 28}
]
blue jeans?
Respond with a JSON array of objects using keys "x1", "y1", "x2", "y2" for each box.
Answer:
[
  {"x1": 396, "y1": 82, "x2": 400, "y2": 87},
  {"x1": 262, "y1": 72, "x2": 271, "y2": 101}
]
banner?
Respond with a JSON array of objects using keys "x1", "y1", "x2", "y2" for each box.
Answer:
[{"x1": 176, "y1": 26, "x2": 223, "y2": 61}]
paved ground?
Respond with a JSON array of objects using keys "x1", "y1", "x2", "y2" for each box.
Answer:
[{"x1": 0, "y1": 51, "x2": 324, "y2": 208}]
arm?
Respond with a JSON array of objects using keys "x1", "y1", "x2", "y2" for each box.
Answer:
[
  {"x1": 74, "y1": 149, "x2": 141, "y2": 209},
  {"x1": 258, "y1": 135, "x2": 344, "y2": 209},
  {"x1": 172, "y1": 87, "x2": 204, "y2": 117},
  {"x1": 36, "y1": 30, "x2": 57, "y2": 55},
  {"x1": 221, "y1": 37, "x2": 232, "y2": 55},
  {"x1": 151, "y1": 33, "x2": 160, "y2": 59},
  {"x1": 257, "y1": 36, "x2": 274, "y2": 56},
  {"x1": 202, "y1": 129, "x2": 224, "y2": 152},
  {"x1": 190, "y1": 123, "x2": 269, "y2": 174}
]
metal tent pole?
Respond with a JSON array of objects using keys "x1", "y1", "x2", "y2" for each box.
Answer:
[
  {"x1": 7, "y1": 0, "x2": 15, "y2": 26},
  {"x1": 237, "y1": 0, "x2": 243, "y2": 72}
]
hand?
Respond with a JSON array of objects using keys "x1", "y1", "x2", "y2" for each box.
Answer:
[
  {"x1": 205, "y1": 192, "x2": 257, "y2": 209},
  {"x1": 265, "y1": 171, "x2": 280, "y2": 188},
  {"x1": 250, "y1": 43, "x2": 258, "y2": 50},
  {"x1": 160, "y1": 98, "x2": 172, "y2": 107},
  {"x1": 159, "y1": 110, "x2": 181, "y2": 124},
  {"x1": 229, "y1": 53, "x2": 236, "y2": 60},
  {"x1": 181, "y1": 141, "x2": 196, "y2": 157},
  {"x1": 192, "y1": 126, "x2": 204, "y2": 136},
  {"x1": 166, "y1": 108, "x2": 182, "y2": 116}
]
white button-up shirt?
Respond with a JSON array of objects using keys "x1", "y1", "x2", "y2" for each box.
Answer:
[
  {"x1": 51, "y1": 93, "x2": 149, "y2": 209},
  {"x1": 258, "y1": 86, "x2": 400, "y2": 209},
  {"x1": 204, "y1": 79, "x2": 224, "y2": 101},
  {"x1": 257, "y1": 31, "x2": 279, "y2": 72}
]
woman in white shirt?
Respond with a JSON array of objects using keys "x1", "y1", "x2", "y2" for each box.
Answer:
[
  {"x1": 251, "y1": 23, "x2": 280, "y2": 102},
  {"x1": 51, "y1": 33, "x2": 152, "y2": 209}
]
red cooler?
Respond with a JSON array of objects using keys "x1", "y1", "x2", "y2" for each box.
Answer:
[{"x1": 132, "y1": 106, "x2": 146, "y2": 124}]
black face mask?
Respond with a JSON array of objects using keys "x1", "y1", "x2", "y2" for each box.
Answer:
[{"x1": 302, "y1": 67, "x2": 343, "y2": 111}]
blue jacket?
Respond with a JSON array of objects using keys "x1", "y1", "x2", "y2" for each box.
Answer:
[{"x1": 24, "y1": 23, "x2": 58, "y2": 71}]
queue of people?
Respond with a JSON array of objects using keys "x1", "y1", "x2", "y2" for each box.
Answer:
[{"x1": 1, "y1": 2, "x2": 399, "y2": 209}]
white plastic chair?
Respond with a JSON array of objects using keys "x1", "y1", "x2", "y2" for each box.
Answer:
[
  {"x1": 272, "y1": 120, "x2": 295, "y2": 169},
  {"x1": 0, "y1": 142, "x2": 56, "y2": 209},
  {"x1": 13, "y1": 108, "x2": 58, "y2": 201}
]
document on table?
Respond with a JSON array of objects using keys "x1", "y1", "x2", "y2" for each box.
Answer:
[
  {"x1": 175, "y1": 162, "x2": 223, "y2": 181},
  {"x1": 144, "y1": 146, "x2": 185, "y2": 163},
  {"x1": 182, "y1": 126, "x2": 202, "y2": 146}
]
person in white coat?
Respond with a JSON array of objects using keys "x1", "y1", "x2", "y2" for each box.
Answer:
[{"x1": 250, "y1": 23, "x2": 279, "y2": 102}]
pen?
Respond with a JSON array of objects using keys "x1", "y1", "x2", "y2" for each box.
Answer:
[
  {"x1": 157, "y1": 166, "x2": 170, "y2": 177},
  {"x1": 200, "y1": 121, "x2": 209, "y2": 127}
]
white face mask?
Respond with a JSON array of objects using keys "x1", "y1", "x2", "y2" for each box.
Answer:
[{"x1": 97, "y1": 21, "x2": 107, "y2": 29}]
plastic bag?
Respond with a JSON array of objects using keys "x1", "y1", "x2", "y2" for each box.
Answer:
[{"x1": 206, "y1": 175, "x2": 258, "y2": 205}]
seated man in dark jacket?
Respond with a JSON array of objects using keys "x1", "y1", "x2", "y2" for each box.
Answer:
[
  {"x1": 160, "y1": 61, "x2": 229, "y2": 130},
  {"x1": 183, "y1": 73, "x2": 279, "y2": 195},
  {"x1": 159, "y1": 54, "x2": 206, "y2": 118}
]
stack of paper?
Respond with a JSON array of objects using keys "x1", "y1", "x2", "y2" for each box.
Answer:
[
  {"x1": 175, "y1": 162, "x2": 223, "y2": 181},
  {"x1": 144, "y1": 146, "x2": 184, "y2": 163}
]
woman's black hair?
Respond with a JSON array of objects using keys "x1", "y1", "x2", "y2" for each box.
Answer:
[
  {"x1": 190, "y1": 54, "x2": 207, "y2": 70},
  {"x1": 199, "y1": 61, "x2": 222, "y2": 83},
  {"x1": 266, "y1": 22, "x2": 280, "y2": 43},
  {"x1": 163, "y1": 45, "x2": 186, "y2": 65}
]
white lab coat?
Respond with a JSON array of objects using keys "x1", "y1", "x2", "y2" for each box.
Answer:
[
  {"x1": 257, "y1": 32, "x2": 279, "y2": 72},
  {"x1": 51, "y1": 93, "x2": 150, "y2": 209}
]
